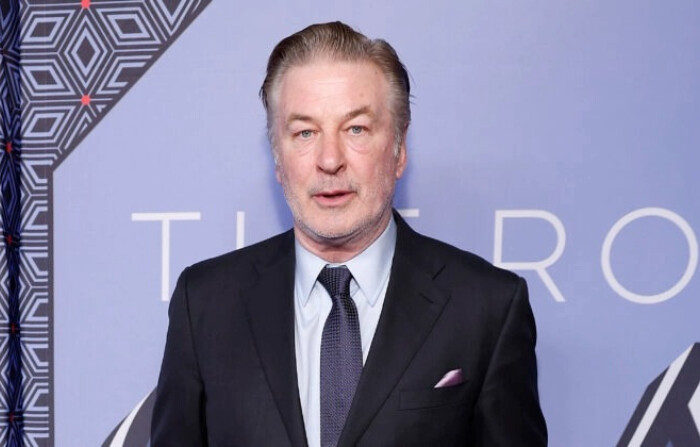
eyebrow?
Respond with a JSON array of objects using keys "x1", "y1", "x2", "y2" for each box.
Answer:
[
  {"x1": 286, "y1": 113, "x2": 314, "y2": 124},
  {"x1": 342, "y1": 105, "x2": 373, "y2": 121},
  {"x1": 285, "y1": 106, "x2": 374, "y2": 126}
]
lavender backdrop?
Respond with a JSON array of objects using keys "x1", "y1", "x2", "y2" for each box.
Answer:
[{"x1": 45, "y1": 1, "x2": 700, "y2": 445}]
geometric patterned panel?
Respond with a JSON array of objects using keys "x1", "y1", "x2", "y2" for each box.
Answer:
[
  {"x1": 2, "y1": 0, "x2": 25, "y2": 445},
  {"x1": 20, "y1": 0, "x2": 211, "y2": 163},
  {"x1": 13, "y1": 1, "x2": 213, "y2": 445},
  {"x1": 618, "y1": 344, "x2": 700, "y2": 446}
]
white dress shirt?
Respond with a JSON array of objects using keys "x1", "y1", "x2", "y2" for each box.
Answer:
[{"x1": 294, "y1": 217, "x2": 397, "y2": 447}]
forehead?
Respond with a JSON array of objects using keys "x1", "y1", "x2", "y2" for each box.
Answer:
[{"x1": 275, "y1": 59, "x2": 391, "y2": 118}]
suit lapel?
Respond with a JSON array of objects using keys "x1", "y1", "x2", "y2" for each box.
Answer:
[
  {"x1": 338, "y1": 217, "x2": 451, "y2": 447},
  {"x1": 242, "y1": 233, "x2": 308, "y2": 447}
]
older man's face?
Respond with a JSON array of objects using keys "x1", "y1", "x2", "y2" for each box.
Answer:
[{"x1": 273, "y1": 59, "x2": 406, "y2": 257}]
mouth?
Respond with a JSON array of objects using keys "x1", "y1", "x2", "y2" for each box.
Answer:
[
  {"x1": 318, "y1": 190, "x2": 349, "y2": 198},
  {"x1": 312, "y1": 189, "x2": 354, "y2": 206}
]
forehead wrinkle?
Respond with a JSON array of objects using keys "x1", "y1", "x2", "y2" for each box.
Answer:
[{"x1": 275, "y1": 61, "x2": 391, "y2": 132}]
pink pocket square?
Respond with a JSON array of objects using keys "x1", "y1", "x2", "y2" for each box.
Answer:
[{"x1": 434, "y1": 368, "x2": 464, "y2": 388}]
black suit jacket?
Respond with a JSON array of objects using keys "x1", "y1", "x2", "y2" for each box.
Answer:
[{"x1": 151, "y1": 214, "x2": 547, "y2": 446}]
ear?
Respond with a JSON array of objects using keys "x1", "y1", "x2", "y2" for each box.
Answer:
[
  {"x1": 275, "y1": 161, "x2": 282, "y2": 184},
  {"x1": 395, "y1": 130, "x2": 408, "y2": 179},
  {"x1": 271, "y1": 143, "x2": 284, "y2": 183}
]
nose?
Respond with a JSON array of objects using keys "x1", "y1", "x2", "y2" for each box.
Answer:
[{"x1": 316, "y1": 133, "x2": 345, "y2": 174}]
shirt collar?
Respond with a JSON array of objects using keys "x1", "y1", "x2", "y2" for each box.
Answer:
[{"x1": 295, "y1": 215, "x2": 397, "y2": 307}]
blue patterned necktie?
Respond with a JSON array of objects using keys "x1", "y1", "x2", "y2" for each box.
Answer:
[{"x1": 318, "y1": 266, "x2": 363, "y2": 447}]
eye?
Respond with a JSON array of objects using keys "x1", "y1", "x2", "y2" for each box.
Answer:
[
  {"x1": 298, "y1": 129, "x2": 313, "y2": 139},
  {"x1": 349, "y1": 125, "x2": 364, "y2": 135}
]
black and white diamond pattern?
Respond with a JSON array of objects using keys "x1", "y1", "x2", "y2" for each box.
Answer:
[
  {"x1": 22, "y1": 57, "x2": 79, "y2": 99},
  {"x1": 61, "y1": 14, "x2": 111, "y2": 90}
]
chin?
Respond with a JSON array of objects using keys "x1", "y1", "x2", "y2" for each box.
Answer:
[
  {"x1": 294, "y1": 205, "x2": 390, "y2": 248},
  {"x1": 320, "y1": 214, "x2": 383, "y2": 242},
  {"x1": 309, "y1": 223, "x2": 358, "y2": 242},
  {"x1": 295, "y1": 216, "x2": 357, "y2": 243}
]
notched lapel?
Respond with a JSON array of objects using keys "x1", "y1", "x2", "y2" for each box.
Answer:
[
  {"x1": 339, "y1": 242, "x2": 450, "y2": 447},
  {"x1": 242, "y1": 238, "x2": 308, "y2": 447}
]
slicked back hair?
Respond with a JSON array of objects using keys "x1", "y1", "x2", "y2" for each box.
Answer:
[{"x1": 260, "y1": 21, "x2": 411, "y2": 153}]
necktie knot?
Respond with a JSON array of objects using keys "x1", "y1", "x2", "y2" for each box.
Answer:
[{"x1": 317, "y1": 265, "x2": 353, "y2": 298}]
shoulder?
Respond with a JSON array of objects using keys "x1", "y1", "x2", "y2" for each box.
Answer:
[
  {"x1": 395, "y1": 215, "x2": 524, "y2": 301},
  {"x1": 394, "y1": 216, "x2": 533, "y2": 342},
  {"x1": 178, "y1": 229, "x2": 294, "y2": 291}
]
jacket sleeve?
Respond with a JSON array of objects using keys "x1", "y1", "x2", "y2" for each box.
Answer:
[
  {"x1": 151, "y1": 268, "x2": 207, "y2": 446},
  {"x1": 473, "y1": 277, "x2": 548, "y2": 446}
]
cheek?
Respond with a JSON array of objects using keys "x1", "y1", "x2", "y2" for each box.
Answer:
[
  {"x1": 276, "y1": 157, "x2": 312, "y2": 191},
  {"x1": 367, "y1": 159, "x2": 396, "y2": 194}
]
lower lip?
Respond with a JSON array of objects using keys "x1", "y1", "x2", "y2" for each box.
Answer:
[{"x1": 313, "y1": 192, "x2": 354, "y2": 207}]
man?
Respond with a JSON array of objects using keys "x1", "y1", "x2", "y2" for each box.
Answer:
[{"x1": 152, "y1": 21, "x2": 547, "y2": 446}]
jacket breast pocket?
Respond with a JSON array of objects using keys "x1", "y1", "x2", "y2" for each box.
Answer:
[{"x1": 399, "y1": 381, "x2": 472, "y2": 410}]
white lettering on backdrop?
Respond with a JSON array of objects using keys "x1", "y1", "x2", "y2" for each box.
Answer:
[
  {"x1": 132, "y1": 207, "x2": 697, "y2": 304},
  {"x1": 495, "y1": 207, "x2": 698, "y2": 304},
  {"x1": 131, "y1": 212, "x2": 202, "y2": 302}
]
